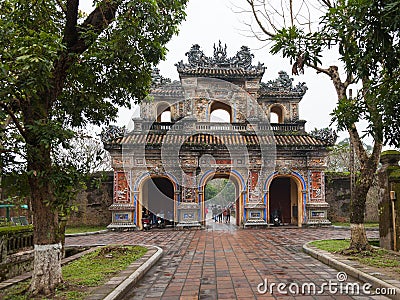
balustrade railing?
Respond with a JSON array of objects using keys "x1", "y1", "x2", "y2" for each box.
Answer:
[
  {"x1": 1, "y1": 227, "x2": 33, "y2": 262},
  {"x1": 134, "y1": 121, "x2": 305, "y2": 133}
]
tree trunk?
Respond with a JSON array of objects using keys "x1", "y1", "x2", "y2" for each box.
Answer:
[
  {"x1": 349, "y1": 223, "x2": 369, "y2": 250},
  {"x1": 26, "y1": 142, "x2": 62, "y2": 295},
  {"x1": 30, "y1": 243, "x2": 62, "y2": 295},
  {"x1": 349, "y1": 179, "x2": 372, "y2": 250},
  {"x1": 327, "y1": 67, "x2": 382, "y2": 252},
  {"x1": 348, "y1": 127, "x2": 382, "y2": 251}
]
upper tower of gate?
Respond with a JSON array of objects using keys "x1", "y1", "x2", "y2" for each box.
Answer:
[
  {"x1": 175, "y1": 41, "x2": 265, "y2": 96},
  {"x1": 140, "y1": 42, "x2": 308, "y2": 126}
]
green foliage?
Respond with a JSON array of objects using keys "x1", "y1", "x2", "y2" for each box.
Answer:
[
  {"x1": 262, "y1": 0, "x2": 400, "y2": 146},
  {"x1": 0, "y1": 2, "x2": 188, "y2": 291},
  {"x1": 271, "y1": 26, "x2": 326, "y2": 68},
  {"x1": 388, "y1": 167, "x2": 400, "y2": 179},
  {"x1": 311, "y1": 239, "x2": 400, "y2": 270},
  {"x1": 65, "y1": 226, "x2": 106, "y2": 234},
  {"x1": 0, "y1": 225, "x2": 33, "y2": 234},
  {"x1": 323, "y1": 0, "x2": 400, "y2": 145},
  {"x1": 62, "y1": 246, "x2": 147, "y2": 287},
  {"x1": 381, "y1": 150, "x2": 400, "y2": 156},
  {"x1": 205, "y1": 178, "x2": 236, "y2": 207},
  {"x1": 310, "y1": 239, "x2": 350, "y2": 252},
  {"x1": 327, "y1": 138, "x2": 372, "y2": 172},
  {"x1": 0, "y1": 0, "x2": 188, "y2": 228}
]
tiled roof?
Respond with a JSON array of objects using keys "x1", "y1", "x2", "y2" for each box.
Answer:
[
  {"x1": 150, "y1": 80, "x2": 184, "y2": 97},
  {"x1": 112, "y1": 132, "x2": 328, "y2": 148}
]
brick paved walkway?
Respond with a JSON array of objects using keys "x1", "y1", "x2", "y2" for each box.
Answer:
[{"x1": 66, "y1": 223, "x2": 385, "y2": 300}]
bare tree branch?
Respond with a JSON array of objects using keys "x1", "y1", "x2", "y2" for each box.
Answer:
[{"x1": 246, "y1": 0, "x2": 276, "y2": 37}]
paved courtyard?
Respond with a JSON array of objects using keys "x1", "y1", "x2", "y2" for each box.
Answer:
[{"x1": 66, "y1": 222, "x2": 384, "y2": 300}]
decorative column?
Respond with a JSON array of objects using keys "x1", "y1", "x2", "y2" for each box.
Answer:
[
  {"x1": 306, "y1": 169, "x2": 330, "y2": 225},
  {"x1": 107, "y1": 170, "x2": 136, "y2": 230},
  {"x1": 244, "y1": 161, "x2": 268, "y2": 227},
  {"x1": 176, "y1": 157, "x2": 202, "y2": 228}
]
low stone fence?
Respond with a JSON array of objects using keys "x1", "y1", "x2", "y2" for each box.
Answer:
[{"x1": 0, "y1": 226, "x2": 34, "y2": 281}]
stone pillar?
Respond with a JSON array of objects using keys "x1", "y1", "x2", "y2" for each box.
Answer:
[
  {"x1": 176, "y1": 157, "x2": 202, "y2": 228},
  {"x1": 378, "y1": 151, "x2": 400, "y2": 251},
  {"x1": 244, "y1": 164, "x2": 268, "y2": 227},
  {"x1": 107, "y1": 170, "x2": 136, "y2": 231},
  {"x1": 306, "y1": 170, "x2": 331, "y2": 225}
]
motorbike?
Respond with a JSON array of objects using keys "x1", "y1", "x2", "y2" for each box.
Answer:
[
  {"x1": 142, "y1": 216, "x2": 151, "y2": 230},
  {"x1": 156, "y1": 216, "x2": 166, "y2": 229},
  {"x1": 271, "y1": 209, "x2": 282, "y2": 226}
]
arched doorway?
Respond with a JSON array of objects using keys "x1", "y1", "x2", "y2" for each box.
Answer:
[
  {"x1": 156, "y1": 102, "x2": 171, "y2": 122},
  {"x1": 210, "y1": 101, "x2": 232, "y2": 123},
  {"x1": 140, "y1": 177, "x2": 175, "y2": 228},
  {"x1": 268, "y1": 176, "x2": 302, "y2": 226},
  {"x1": 200, "y1": 171, "x2": 244, "y2": 226},
  {"x1": 269, "y1": 104, "x2": 285, "y2": 123}
]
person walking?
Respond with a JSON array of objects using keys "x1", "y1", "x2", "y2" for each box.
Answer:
[
  {"x1": 226, "y1": 207, "x2": 231, "y2": 223},
  {"x1": 223, "y1": 207, "x2": 227, "y2": 223},
  {"x1": 218, "y1": 206, "x2": 223, "y2": 223},
  {"x1": 212, "y1": 206, "x2": 218, "y2": 222}
]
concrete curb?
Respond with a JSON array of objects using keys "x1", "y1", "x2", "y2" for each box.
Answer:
[
  {"x1": 303, "y1": 241, "x2": 400, "y2": 300},
  {"x1": 101, "y1": 245, "x2": 163, "y2": 300}
]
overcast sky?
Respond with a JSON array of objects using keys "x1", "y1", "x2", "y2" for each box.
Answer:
[{"x1": 81, "y1": 0, "x2": 354, "y2": 142}]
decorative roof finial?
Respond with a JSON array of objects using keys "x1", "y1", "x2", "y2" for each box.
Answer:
[
  {"x1": 213, "y1": 40, "x2": 227, "y2": 63},
  {"x1": 175, "y1": 42, "x2": 264, "y2": 73}
]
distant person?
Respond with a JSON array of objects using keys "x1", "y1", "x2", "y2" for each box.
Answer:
[
  {"x1": 223, "y1": 208, "x2": 228, "y2": 223},
  {"x1": 212, "y1": 206, "x2": 218, "y2": 222},
  {"x1": 226, "y1": 207, "x2": 231, "y2": 223},
  {"x1": 218, "y1": 207, "x2": 223, "y2": 223}
]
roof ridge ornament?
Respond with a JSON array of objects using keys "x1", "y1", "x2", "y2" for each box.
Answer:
[
  {"x1": 151, "y1": 67, "x2": 171, "y2": 88},
  {"x1": 261, "y1": 71, "x2": 308, "y2": 95},
  {"x1": 213, "y1": 40, "x2": 227, "y2": 63},
  {"x1": 101, "y1": 125, "x2": 125, "y2": 144},
  {"x1": 175, "y1": 42, "x2": 264, "y2": 72},
  {"x1": 310, "y1": 127, "x2": 338, "y2": 146}
]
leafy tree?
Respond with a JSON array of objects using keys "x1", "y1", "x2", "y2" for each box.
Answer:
[
  {"x1": 327, "y1": 138, "x2": 372, "y2": 173},
  {"x1": 244, "y1": 0, "x2": 399, "y2": 251},
  {"x1": 0, "y1": 0, "x2": 187, "y2": 295},
  {"x1": 205, "y1": 178, "x2": 236, "y2": 207}
]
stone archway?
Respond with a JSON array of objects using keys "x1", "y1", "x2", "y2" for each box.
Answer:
[
  {"x1": 209, "y1": 100, "x2": 232, "y2": 123},
  {"x1": 265, "y1": 173, "x2": 305, "y2": 227},
  {"x1": 269, "y1": 104, "x2": 285, "y2": 124},
  {"x1": 137, "y1": 175, "x2": 177, "y2": 229},
  {"x1": 199, "y1": 170, "x2": 245, "y2": 226},
  {"x1": 156, "y1": 102, "x2": 171, "y2": 122}
]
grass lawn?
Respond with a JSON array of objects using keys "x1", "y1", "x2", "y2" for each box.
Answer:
[
  {"x1": 65, "y1": 225, "x2": 107, "y2": 234},
  {"x1": 331, "y1": 222, "x2": 379, "y2": 228},
  {"x1": 310, "y1": 239, "x2": 400, "y2": 275},
  {"x1": 3, "y1": 245, "x2": 147, "y2": 300}
]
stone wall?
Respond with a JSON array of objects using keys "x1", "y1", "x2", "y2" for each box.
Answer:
[
  {"x1": 67, "y1": 172, "x2": 113, "y2": 227},
  {"x1": 378, "y1": 151, "x2": 400, "y2": 251},
  {"x1": 325, "y1": 173, "x2": 379, "y2": 223}
]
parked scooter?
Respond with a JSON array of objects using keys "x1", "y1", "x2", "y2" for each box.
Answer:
[
  {"x1": 271, "y1": 209, "x2": 282, "y2": 226},
  {"x1": 142, "y1": 216, "x2": 151, "y2": 230},
  {"x1": 156, "y1": 216, "x2": 166, "y2": 229}
]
